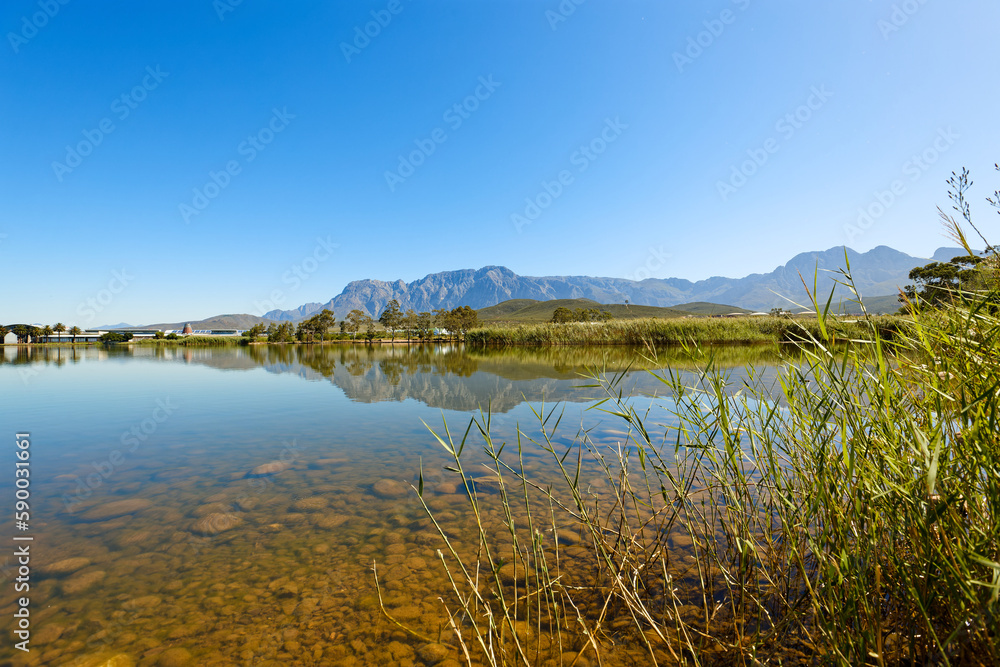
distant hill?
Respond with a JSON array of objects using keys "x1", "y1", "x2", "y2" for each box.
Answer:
[
  {"x1": 260, "y1": 246, "x2": 964, "y2": 319},
  {"x1": 141, "y1": 314, "x2": 274, "y2": 330},
  {"x1": 477, "y1": 298, "x2": 737, "y2": 322},
  {"x1": 97, "y1": 322, "x2": 135, "y2": 329}
]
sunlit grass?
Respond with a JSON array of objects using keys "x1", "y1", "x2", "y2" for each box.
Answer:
[{"x1": 466, "y1": 315, "x2": 907, "y2": 347}]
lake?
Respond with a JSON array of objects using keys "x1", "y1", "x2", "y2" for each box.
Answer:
[{"x1": 0, "y1": 343, "x2": 794, "y2": 666}]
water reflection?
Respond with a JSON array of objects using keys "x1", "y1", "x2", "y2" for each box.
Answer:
[{"x1": 2, "y1": 342, "x2": 797, "y2": 411}]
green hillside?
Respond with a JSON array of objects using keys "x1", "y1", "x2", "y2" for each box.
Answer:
[
  {"x1": 475, "y1": 299, "x2": 541, "y2": 319},
  {"x1": 477, "y1": 298, "x2": 710, "y2": 323},
  {"x1": 671, "y1": 302, "x2": 751, "y2": 316}
]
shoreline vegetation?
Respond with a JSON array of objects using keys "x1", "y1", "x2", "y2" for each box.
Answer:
[
  {"x1": 2, "y1": 315, "x2": 909, "y2": 348},
  {"x1": 380, "y1": 174, "x2": 1000, "y2": 665}
]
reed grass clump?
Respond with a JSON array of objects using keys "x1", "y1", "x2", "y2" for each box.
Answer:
[
  {"x1": 134, "y1": 336, "x2": 242, "y2": 347},
  {"x1": 385, "y1": 242, "x2": 999, "y2": 665},
  {"x1": 466, "y1": 315, "x2": 907, "y2": 347}
]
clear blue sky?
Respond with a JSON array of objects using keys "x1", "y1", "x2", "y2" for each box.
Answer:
[{"x1": 3, "y1": 1, "x2": 999, "y2": 325}]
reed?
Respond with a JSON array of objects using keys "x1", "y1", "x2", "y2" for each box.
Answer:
[
  {"x1": 133, "y1": 336, "x2": 243, "y2": 347},
  {"x1": 385, "y1": 246, "x2": 999, "y2": 665},
  {"x1": 465, "y1": 315, "x2": 907, "y2": 347}
]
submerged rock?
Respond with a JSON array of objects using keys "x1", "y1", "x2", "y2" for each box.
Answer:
[
  {"x1": 292, "y1": 496, "x2": 328, "y2": 512},
  {"x1": 42, "y1": 557, "x2": 91, "y2": 575},
  {"x1": 79, "y1": 498, "x2": 153, "y2": 521},
  {"x1": 246, "y1": 460, "x2": 293, "y2": 478},
  {"x1": 63, "y1": 570, "x2": 106, "y2": 594},
  {"x1": 372, "y1": 479, "x2": 408, "y2": 499},
  {"x1": 192, "y1": 513, "x2": 243, "y2": 535},
  {"x1": 65, "y1": 653, "x2": 134, "y2": 667},
  {"x1": 157, "y1": 647, "x2": 193, "y2": 666}
]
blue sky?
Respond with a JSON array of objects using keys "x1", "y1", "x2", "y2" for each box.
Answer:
[{"x1": 3, "y1": 0, "x2": 999, "y2": 325}]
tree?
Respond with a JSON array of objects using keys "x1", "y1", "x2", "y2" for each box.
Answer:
[
  {"x1": 404, "y1": 309, "x2": 418, "y2": 341},
  {"x1": 551, "y1": 307, "x2": 573, "y2": 323},
  {"x1": 447, "y1": 306, "x2": 478, "y2": 340},
  {"x1": 69, "y1": 326, "x2": 82, "y2": 343},
  {"x1": 154, "y1": 330, "x2": 166, "y2": 339},
  {"x1": 433, "y1": 308, "x2": 450, "y2": 334},
  {"x1": 416, "y1": 312, "x2": 433, "y2": 340},
  {"x1": 361, "y1": 314, "x2": 376, "y2": 342},
  {"x1": 343, "y1": 310, "x2": 367, "y2": 340},
  {"x1": 268, "y1": 322, "x2": 294, "y2": 343},
  {"x1": 242, "y1": 324, "x2": 266, "y2": 342},
  {"x1": 296, "y1": 319, "x2": 315, "y2": 342},
  {"x1": 11, "y1": 325, "x2": 28, "y2": 344},
  {"x1": 770, "y1": 308, "x2": 791, "y2": 318},
  {"x1": 41, "y1": 325, "x2": 53, "y2": 343},
  {"x1": 379, "y1": 300, "x2": 404, "y2": 342},
  {"x1": 98, "y1": 332, "x2": 133, "y2": 344},
  {"x1": 902, "y1": 254, "x2": 986, "y2": 307},
  {"x1": 311, "y1": 309, "x2": 335, "y2": 342},
  {"x1": 53, "y1": 322, "x2": 66, "y2": 340}
]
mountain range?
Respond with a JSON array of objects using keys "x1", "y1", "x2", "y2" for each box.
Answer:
[{"x1": 259, "y1": 245, "x2": 964, "y2": 322}]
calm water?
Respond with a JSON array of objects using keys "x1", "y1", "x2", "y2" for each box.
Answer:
[{"x1": 0, "y1": 344, "x2": 791, "y2": 666}]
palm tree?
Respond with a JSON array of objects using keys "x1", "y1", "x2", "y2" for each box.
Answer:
[
  {"x1": 0, "y1": 325, "x2": 8, "y2": 343},
  {"x1": 42, "y1": 325, "x2": 54, "y2": 343},
  {"x1": 53, "y1": 322, "x2": 66, "y2": 341},
  {"x1": 69, "y1": 325, "x2": 82, "y2": 343}
]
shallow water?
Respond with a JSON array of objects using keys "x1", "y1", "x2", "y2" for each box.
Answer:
[{"x1": 0, "y1": 343, "x2": 792, "y2": 666}]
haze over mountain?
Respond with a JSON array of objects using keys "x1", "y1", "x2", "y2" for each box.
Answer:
[{"x1": 262, "y1": 246, "x2": 966, "y2": 321}]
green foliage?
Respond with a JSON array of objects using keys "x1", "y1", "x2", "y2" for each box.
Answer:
[
  {"x1": 165, "y1": 332, "x2": 179, "y2": 340},
  {"x1": 341, "y1": 309, "x2": 369, "y2": 340},
  {"x1": 153, "y1": 330, "x2": 166, "y2": 339},
  {"x1": 266, "y1": 322, "x2": 295, "y2": 343},
  {"x1": 550, "y1": 306, "x2": 573, "y2": 323},
  {"x1": 437, "y1": 305, "x2": 479, "y2": 340},
  {"x1": 98, "y1": 332, "x2": 133, "y2": 344},
  {"x1": 296, "y1": 309, "x2": 335, "y2": 342},
  {"x1": 378, "y1": 300, "x2": 403, "y2": 341}
]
